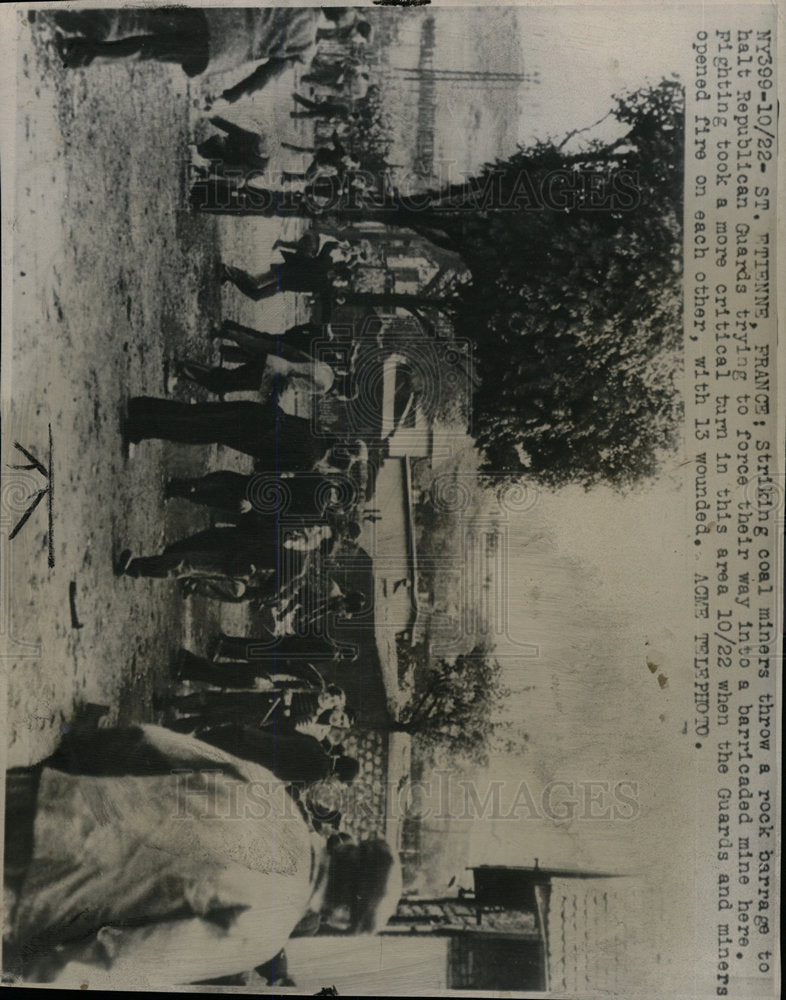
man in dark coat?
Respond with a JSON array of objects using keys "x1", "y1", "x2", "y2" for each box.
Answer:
[
  {"x1": 53, "y1": 7, "x2": 321, "y2": 96},
  {"x1": 196, "y1": 724, "x2": 333, "y2": 785},
  {"x1": 164, "y1": 469, "x2": 354, "y2": 528},
  {"x1": 220, "y1": 255, "x2": 352, "y2": 302},
  {"x1": 116, "y1": 525, "x2": 278, "y2": 583},
  {"x1": 213, "y1": 318, "x2": 331, "y2": 363},
  {"x1": 212, "y1": 631, "x2": 358, "y2": 665},
  {"x1": 195, "y1": 723, "x2": 360, "y2": 789},
  {"x1": 125, "y1": 397, "x2": 336, "y2": 470},
  {"x1": 195, "y1": 116, "x2": 269, "y2": 177},
  {"x1": 289, "y1": 91, "x2": 361, "y2": 122},
  {"x1": 174, "y1": 648, "x2": 327, "y2": 690}
]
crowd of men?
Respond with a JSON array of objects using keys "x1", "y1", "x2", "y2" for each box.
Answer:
[{"x1": 5, "y1": 8, "x2": 404, "y2": 989}]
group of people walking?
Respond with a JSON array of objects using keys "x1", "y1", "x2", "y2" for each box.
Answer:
[
  {"x1": 4, "y1": 8, "x2": 404, "y2": 990},
  {"x1": 52, "y1": 6, "x2": 368, "y2": 89},
  {"x1": 116, "y1": 278, "x2": 376, "y2": 758},
  {"x1": 167, "y1": 647, "x2": 361, "y2": 804},
  {"x1": 188, "y1": 11, "x2": 380, "y2": 208},
  {"x1": 118, "y1": 296, "x2": 370, "y2": 612},
  {"x1": 52, "y1": 5, "x2": 377, "y2": 203}
]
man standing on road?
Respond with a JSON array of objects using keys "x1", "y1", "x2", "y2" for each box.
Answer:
[
  {"x1": 220, "y1": 257, "x2": 353, "y2": 303},
  {"x1": 125, "y1": 397, "x2": 337, "y2": 471},
  {"x1": 52, "y1": 7, "x2": 322, "y2": 98}
]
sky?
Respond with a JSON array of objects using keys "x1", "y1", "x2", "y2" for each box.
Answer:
[
  {"x1": 416, "y1": 3, "x2": 701, "y2": 170},
  {"x1": 513, "y1": 4, "x2": 697, "y2": 146}
]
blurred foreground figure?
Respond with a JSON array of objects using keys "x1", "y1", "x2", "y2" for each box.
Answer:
[
  {"x1": 52, "y1": 7, "x2": 321, "y2": 98},
  {"x1": 3, "y1": 725, "x2": 401, "y2": 987}
]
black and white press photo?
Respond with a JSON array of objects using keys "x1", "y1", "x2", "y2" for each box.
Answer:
[{"x1": 0, "y1": 2, "x2": 780, "y2": 996}]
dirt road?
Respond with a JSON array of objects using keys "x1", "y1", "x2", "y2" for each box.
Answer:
[{"x1": 4, "y1": 13, "x2": 307, "y2": 765}]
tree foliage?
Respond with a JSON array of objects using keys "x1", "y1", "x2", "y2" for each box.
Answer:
[
  {"x1": 344, "y1": 84, "x2": 395, "y2": 180},
  {"x1": 392, "y1": 643, "x2": 511, "y2": 766},
  {"x1": 196, "y1": 79, "x2": 685, "y2": 490},
  {"x1": 391, "y1": 78, "x2": 684, "y2": 489},
  {"x1": 429, "y1": 78, "x2": 686, "y2": 488}
]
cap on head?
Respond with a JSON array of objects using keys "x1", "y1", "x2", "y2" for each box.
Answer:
[
  {"x1": 333, "y1": 755, "x2": 360, "y2": 784},
  {"x1": 351, "y1": 839, "x2": 403, "y2": 934},
  {"x1": 328, "y1": 706, "x2": 353, "y2": 731},
  {"x1": 327, "y1": 830, "x2": 355, "y2": 850},
  {"x1": 343, "y1": 591, "x2": 366, "y2": 615},
  {"x1": 323, "y1": 6, "x2": 351, "y2": 23}
]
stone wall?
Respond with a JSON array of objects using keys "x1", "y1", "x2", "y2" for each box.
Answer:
[{"x1": 340, "y1": 728, "x2": 389, "y2": 840}]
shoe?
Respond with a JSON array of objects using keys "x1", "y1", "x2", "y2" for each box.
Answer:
[
  {"x1": 163, "y1": 357, "x2": 181, "y2": 396},
  {"x1": 170, "y1": 649, "x2": 188, "y2": 680},
  {"x1": 56, "y1": 34, "x2": 95, "y2": 69},
  {"x1": 151, "y1": 692, "x2": 169, "y2": 713},
  {"x1": 181, "y1": 36, "x2": 210, "y2": 79},
  {"x1": 114, "y1": 549, "x2": 133, "y2": 576},
  {"x1": 179, "y1": 361, "x2": 210, "y2": 384},
  {"x1": 71, "y1": 703, "x2": 110, "y2": 731},
  {"x1": 122, "y1": 415, "x2": 141, "y2": 448}
]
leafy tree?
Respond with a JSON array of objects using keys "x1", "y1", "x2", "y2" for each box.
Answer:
[
  {"x1": 343, "y1": 84, "x2": 396, "y2": 180},
  {"x1": 457, "y1": 80, "x2": 685, "y2": 488},
  {"x1": 195, "y1": 79, "x2": 684, "y2": 489},
  {"x1": 387, "y1": 643, "x2": 512, "y2": 766}
]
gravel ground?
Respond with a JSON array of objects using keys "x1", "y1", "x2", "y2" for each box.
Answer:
[{"x1": 4, "y1": 12, "x2": 308, "y2": 766}]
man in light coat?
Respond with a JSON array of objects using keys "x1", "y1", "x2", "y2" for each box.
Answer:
[{"x1": 3, "y1": 724, "x2": 401, "y2": 987}]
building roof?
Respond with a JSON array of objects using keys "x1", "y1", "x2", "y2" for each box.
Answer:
[{"x1": 360, "y1": 456, "x2": 420, "y2": 716}]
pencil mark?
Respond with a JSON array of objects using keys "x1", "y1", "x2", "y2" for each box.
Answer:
[
  {"x1": 69, "y1": 581, "x2": 83, "y2": 629},
  {"x1": 7, "y1": 428, "x2": 55, "y2": 567}
]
